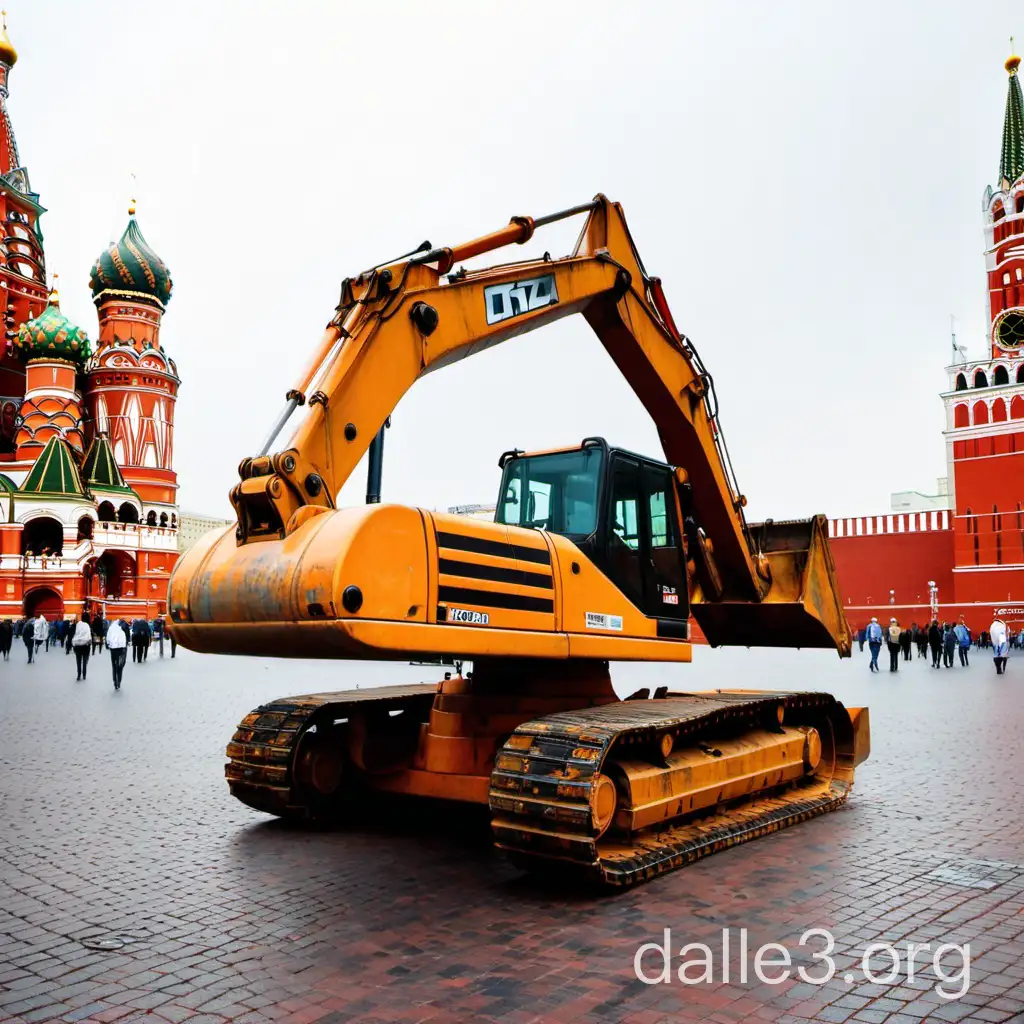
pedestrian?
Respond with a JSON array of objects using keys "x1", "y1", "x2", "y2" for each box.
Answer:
[
  {"x1": 928, "y1": 619, "x2": 942, "y2": 668},
  {"x1": 46, "y1": 617, "x2": 56, "y2": 651},
  {"x1": 23, "y1": 617, "x2": 35, "y2": 663},
  {"x1": 169, "y1": 623, "x2": 177, "y2": 658},
  {"x1": 91, "y1": 614, "x2": 105, "y2": 654},
  {"x1": 64, "y1": 618, "x2": 74, "y2": 654},
  {"x1": 866, "y1": 616, "x2": 883, "y2": 672},
  {"x1": 916, "y1": 624, "x2": 928, "y2": 658},
  {"x1": 955, "y1": 617, "x2": 971, "y2": 667},
  {"x1": 900, "y1": 624, "x2": 912, "y2": 662},
  {"x1": 71, "y1": 612, "x2": 92, "y2": 680},
  {"x1": 131, "y1": 618, "x2": 147, "y2": 663},
  {"x1": 152, "y1": 615, "x2": 165, "y2": 657},
  {"x1": 33, "y1": 613, "x2": 47, "y2": 658},
  {"x1": 942, "y1": 623, "x2": 956, "y2": 668},
  {"x1": 106, "y1": 616, "x2": 127, "y2": 690},
  {"x1": 990, "y1": 617, "x2": 1010, "y2": 675},
  {"x1": 886, "y1": 617, "x2": 902, "y2": 672},
  {"x1": 857, "y1": 626, "x2": 866, "y2": 652},
  {"x1": 0, "y1": 618, "x2": 11, "y2": 660}
]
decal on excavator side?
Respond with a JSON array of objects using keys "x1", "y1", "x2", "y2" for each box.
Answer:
[
  {"x1": 449, "y1": 607, "x2": 490, "y2": 625},
  {"x1": 484, "y1": 275, "x2": 558, "y2": 325}
]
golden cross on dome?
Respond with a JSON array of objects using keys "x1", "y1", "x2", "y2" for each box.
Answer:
[{"x1": 1, "y1": 13, "x2": 7, "y2": 31}]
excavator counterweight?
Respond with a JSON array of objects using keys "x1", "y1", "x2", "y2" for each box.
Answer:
[{"x1": 170, "y1": 196, "x2": 868, "y2": 887}]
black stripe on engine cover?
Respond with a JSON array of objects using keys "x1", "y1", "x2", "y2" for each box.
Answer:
[
  {"x1": 436, "y1": 530, "x2": 550, "y2": 565},
  {"x1": 438, "y1": 585, "x2": 554, "y2": 614},
  {"x1": 439, "y1": 557, "x2": 553, "y2": 590}
]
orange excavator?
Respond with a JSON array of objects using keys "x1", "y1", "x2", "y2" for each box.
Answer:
[{"x1": 170, "y1": 196, "x2": 869, "y2": 887}]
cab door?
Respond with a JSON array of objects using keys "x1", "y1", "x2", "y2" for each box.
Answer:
[{"x1": 603, "y1": 455, "x2": 688, "y2": 620}]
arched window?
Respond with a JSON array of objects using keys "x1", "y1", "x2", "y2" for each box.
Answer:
[
  {"x1": 118, "y1": 502, "x2": 139, "y2": 524},
  {"x1": 146, "y1": 510, "x2": 157, "y2": 527},
  {"x1": 974, "y1": 369, "x2": 989, "y2": 388},
  {"x1": 973, "y1": 401, "x2": 989, "y2": 425},
  {"x1": 994, "y1": 201, "x2": 1006, "y2": 221},
  {"x1": 1012, "y1": 395, "x2": 1024, "y2": 419},
  {"x1": 993, "y1": 398, "x2": 1008, "y2": 422},
  {"x1": 170, "y1": 514, "x2": 177, "y2": 529},
  {"x1": 1017, "y1": 195, "x2": 1024, "y2": 213},
  {"x1": 994, "y1": 365, "x2": 1009, "y2": 385},
  {"x1": 76, "y1": 516, "x2": 93, "y2": 541},
  {"x1": 97, "y1": 500, "x2": 115, "y2": 523},
  {"x1": 1018, "y1": 365, "x2": 1024, "y2": 383},
  {"x1": 1004, "y1": 272, "x2": 1012, "y2": 285},
  {"x1": 159, "y1": 512, "x2": 168, "y2": 527},
  {"x1": 954, "y1": 403, "x2": 969, "y2": 427},
  {"x1": 955, "y1": 373, "x2": 967, "y2": 391},
  {"x1": 22, "y1": 516, "x2": 63, "y2": 556}
]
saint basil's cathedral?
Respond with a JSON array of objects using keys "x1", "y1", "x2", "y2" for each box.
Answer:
[{"x1": 0, "y1": 18, "x2": 179, "y2": 622}]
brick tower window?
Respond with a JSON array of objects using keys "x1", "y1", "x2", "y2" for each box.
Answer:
[
  {"x1": 955, "y1": 373, "x2": 967, "y2": 390},
  {"x1": 994, "y1": 365, "x2": 1010, "y2": 385},
  {"x1": 974, "y1": 369, "x2": 989, "y2": 387}
]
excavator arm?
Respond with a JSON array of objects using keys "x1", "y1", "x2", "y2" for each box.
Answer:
[{"x1": 183, "y1": 196, "x2": 850, "y2": 655}]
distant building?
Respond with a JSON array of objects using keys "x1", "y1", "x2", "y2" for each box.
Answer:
[{"x1": 178, "y1": 511, "x2": 233, "y2": 553}]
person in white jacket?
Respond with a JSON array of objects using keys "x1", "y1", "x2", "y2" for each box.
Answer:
[
  {"x1": 71, "y1": 612, "x2": 92, "y2": 680},
  {"x1": 32, "y1": 613, "x2": 47, "y2": 657},
  {"x1": 990, "y1": 618, "x2": 1009, "y2": 676},
  {"x1": 105, "y1": 617, "x2": 128, "y2": 690}
]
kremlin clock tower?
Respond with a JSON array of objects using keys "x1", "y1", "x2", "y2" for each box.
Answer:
[
  {"x1": 827, "y1": 46, "x2": 1024, "y2": 632},
  {"x1": 944, "y1": 49, "x2": 1024, "y2": 602}
]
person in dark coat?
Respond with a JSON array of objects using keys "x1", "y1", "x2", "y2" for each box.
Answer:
[
  {"x1": 899, "y1": 625, "x2": 912, "y2": 662},
  {"x1": 22, "y1": 617, "x2": 35, "y2": 663},
  {"x1": 91, "y1": 615, "x2": 106, "y2": 654},
  {"x1": 0, "y1": 618, "x2": 11, "y2": 660},
  {"x1": 131, "y1": 618, "x2": 150, "y2": 663},
  {"x1": 942, "y1": 624, "x2": 957, "y2": 668},
  {"x1": 928, "y1": 619, "x2": 943, "y2": 668}
]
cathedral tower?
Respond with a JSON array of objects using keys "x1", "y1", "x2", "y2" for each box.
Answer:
[
  {"x1": 84, "y1": 204, "x2": 179, "y2": 522},
  {"x1": 0, "y1": 12, "x2": 47, "y2": 451},
  {"x1": 12, "y1": 282, "x2": 90, "y2": 458}
]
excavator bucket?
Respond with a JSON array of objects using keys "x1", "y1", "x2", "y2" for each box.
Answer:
[{"x1": 691, "y1": 515, "x2": 852, "y2": 656}]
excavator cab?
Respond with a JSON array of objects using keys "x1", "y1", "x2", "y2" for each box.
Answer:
[{"x1": 495, "y1": 438, "x2": 689, "y2": 626}]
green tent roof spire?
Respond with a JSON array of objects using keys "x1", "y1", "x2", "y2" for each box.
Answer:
[
  {"x1": 20, "y1": 436, "x2": 85, "y2": 497},
  {"x1": 81, "y1": 434, "x2": 132, "y2": 493},
  {"x1": 1000, "y1": 47, "x2": 1024, "y2": 190}
]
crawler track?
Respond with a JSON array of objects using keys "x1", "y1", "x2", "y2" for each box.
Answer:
[
  {"x1": 489, "y1": 691, "x2": 856, "y2": 887},
  {"x1": 224, "y1": 683, "x2": 437, "y2": 817}
]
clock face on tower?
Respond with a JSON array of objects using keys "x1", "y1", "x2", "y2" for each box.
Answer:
[{"x1": 994, "y1": 309, "x2": 1024, "y2": 351}]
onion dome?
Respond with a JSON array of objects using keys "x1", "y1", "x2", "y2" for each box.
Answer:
[
  {"x1": 0, "y1": 13, "x2": 17, "y2": 68},
  {"x1": 90, "y1": 205, "x2": 172, "y2": 309},
  {"x1": 14, "y1": 283, "x2": 91, "y2": 364}
]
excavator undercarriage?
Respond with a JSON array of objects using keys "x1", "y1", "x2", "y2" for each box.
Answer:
[{"x1": 223, "y1": 659, "x2": 869, "y2": 887}]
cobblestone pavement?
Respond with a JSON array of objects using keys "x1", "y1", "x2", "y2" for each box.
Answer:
[{"x1": 1, "y1": 641, "x2": 1023, "y2": 1023}]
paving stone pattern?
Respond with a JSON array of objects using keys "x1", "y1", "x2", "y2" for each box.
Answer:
[{"x1": 1, "y1": 642, "x2": 1023, "y2": 1023}]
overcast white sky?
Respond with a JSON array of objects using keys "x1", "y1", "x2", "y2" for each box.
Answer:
[{"x1": 9, "y1": 1, "x2": 1021, "y2": 520}]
